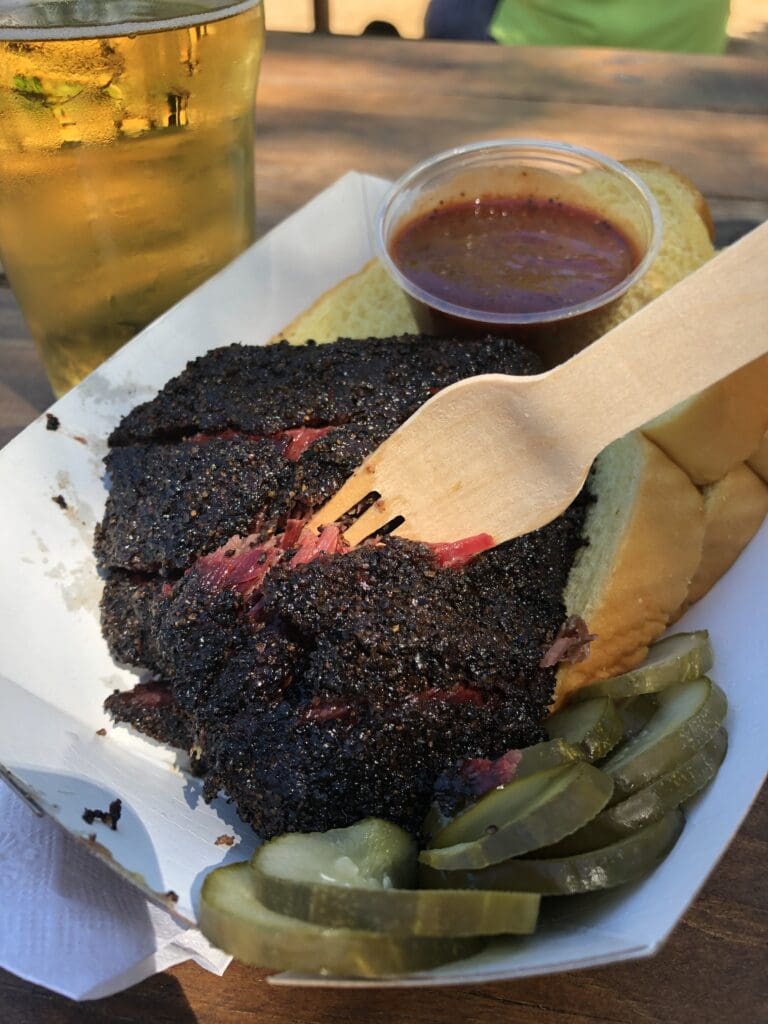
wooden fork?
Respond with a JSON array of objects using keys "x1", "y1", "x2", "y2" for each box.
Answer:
[{"x1": 309, "y1": 221, "x2": 768, "y2": 547}]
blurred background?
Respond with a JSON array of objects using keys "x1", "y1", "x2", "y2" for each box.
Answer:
[{"x1": 265, "y1": 1, "x2": 768, "y2": 56}]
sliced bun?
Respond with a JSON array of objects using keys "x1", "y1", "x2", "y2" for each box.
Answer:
[
  {"x1": 677, "y1": 463, "x2": 768, "y2": 614},
  {"x1": 622, "y1": 158, "x2": 715, "y2": 244},
  {"x1": 554, "y1": 433, "x2": 704, "y2": 709},
  {"x1": 747, "y1": 431, "x2": 768, "y2": 483},
  {"x1": 643, "y1": 355, "x2": 768, "y2": 486},
  {"x1": 274, "y1": 259, "x2": 417, "y2": 345},
  {"x1": 577, "y1": 158, "x2": 715, "y2": 338},
  {"x1": 615, "y1": 161, "x2": 768, "y2": 485}
]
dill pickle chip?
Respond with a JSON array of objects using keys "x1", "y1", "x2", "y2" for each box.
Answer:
[
  {"x1": 602, "y1": 677, "x2": 727, "y2": 798},
  {"x1": 616, "y1": 693, "x2": 659, "y2": 740},
  {"x1": 200, "y1": 862, "x2": 483, "y2": 977},
  {"x1": 252, "y1": 857, "x2": 539, "y2": 937},
  {"x1": 249, "y1": 818, "x2": 418, "y2": 891},
  {"x1": 251, "y1": 818, "x2": 539, "y2": 936},
  {"x1": 572, "y1": 631, "x2": 713, "y2": 703},
  {"x1": 539, "y1": 728, "x2": 727, "y2": 856},
  {"x1": 546, "y1": 696, "x2": 624, "y2": 760},
  {"x1": 423, "y1": 738, "x2": 584, "y2": 844},
  {"x1": 495, "y1": 737, "x2": 585, "y2": 775},
  {"x1": 419, "y1": 762, "x2": 613, "y2": 870},
  {"x1": 419, "y1": 811, "x2": 685, "y2": 895}
]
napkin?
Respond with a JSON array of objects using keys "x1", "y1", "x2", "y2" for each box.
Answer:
[{"x1": 0, "y1": 782, "x2": 231, "y2": 1001}]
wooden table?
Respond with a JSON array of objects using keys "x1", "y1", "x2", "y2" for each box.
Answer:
[{"x1": 1, "y1": 31, "x2": 766, "y2": 1024}]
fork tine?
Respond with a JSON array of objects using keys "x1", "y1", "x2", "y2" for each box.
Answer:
[
  {"x1": 306, "y1": 467, "x2": 379, "y2": 532},
  {"x1": 342, "y1": 498, "x2": 399, "y2": 547}
]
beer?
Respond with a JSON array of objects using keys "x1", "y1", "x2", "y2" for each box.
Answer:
[{"x1": 0, "y1": 1, "x2": 265, "y2": 396}]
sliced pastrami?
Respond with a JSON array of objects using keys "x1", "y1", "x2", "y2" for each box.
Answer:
[
  {"x1": 410, "y1": 685, "x2": 489, "y2": 708},
  {"x1": 184, "y1": 425, "x2": 334, "y2": 462},
  {"x1": 540, "y1": 615, "x2": 597, "y2": 668},
  {"x1": 430, "y1": 534, "x2": 494, "y2": 568},
  {"x1": 105, "y1": 680, "x2": 195, "y2": 752},
  {"x1": 432, "y1": 748, "x2": 524, "y2": 820},
  {"x1": 108, "y1": 337, "x2": 543, "y2": 446},
  {"x1": 280, "y1": 426, "x2": 335, "y2": 461},
  {"x1": 195, "y1": 535, "x2": 285, "y2": 597},
  {"x1": 192, "y1": 523, "x2": 347, "y2": 599},
  {"x1": 459, "y1": 749, "x2": 523, "y2": 795},
  {"x1": 100, "y1": 333, "x2": 593, "y2": 839},
  {"x1": 95, "y1": 437, "x2": 294, "y2": 572},
  {"x1": 100, "y1": 571, "x2": 167, "y2": 670},
  {"x1": 289, "y1": 524, "x2": 346, "y2": 566},
  {"x1": 300, "y1": 697, "x2": 356, "y2": 724}
]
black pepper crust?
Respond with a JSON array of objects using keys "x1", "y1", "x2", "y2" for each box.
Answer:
[
  {"x1": 99, "y1": 334, "x2": 590, "y2": 838},
  {"x1": 153, "y1": 576, "x2": 254, "y2": 715},
  {"x1": 194, "y1": 526, "x2": 587, "y2": 837},
  {"x1": 108, "y1": 336, "x2": 542, "y2": 446},
  {"x1": 100, "y1": 571, "x2": 166, "y2": 670},
  {"x1": 104, "y1": 682, "x2": 195, "y2": 754},
  {"x1": 95, "y1": 437, "x2": 294, "y2": 572},
  {"x1": 202, "y1": 686, "x2": 549, "y2": 839},
  {"x1": 97, "y1": 337, "x2": 542, "y2": 575},
  {"x1": 260, "y1": 536, "x2": 569, "y2": 702}
]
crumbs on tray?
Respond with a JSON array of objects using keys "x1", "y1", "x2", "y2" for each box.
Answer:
[{"x1": 82, "y1": 798, "x2": 122, "y2": 831}]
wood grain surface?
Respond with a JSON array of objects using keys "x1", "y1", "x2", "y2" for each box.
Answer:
[{"x1": 0, "y1": 31, "x2": 765, "y2": 1024}]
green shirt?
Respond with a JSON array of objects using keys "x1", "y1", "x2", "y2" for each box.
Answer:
[{"x1": 491, "y1": 0, "x2": 730, "y2": 54}]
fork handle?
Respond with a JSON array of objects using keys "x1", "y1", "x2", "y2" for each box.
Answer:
[{"x1": 552, "y1": 220, "x2": 768, "y2": 453}]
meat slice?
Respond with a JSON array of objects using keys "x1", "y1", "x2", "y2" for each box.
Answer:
[
  {"x1": 100, "y1": 571, "x2": 166, "y2": 670},
  {"x1": 183, "y1": 518, "x2": 586, "y2": 837},
  {"x1": 95, "y1": 437, "x2": 294, "y2": 572},
  {"x1": 105, "y1": 681, "x2": 196, "y2": 755},
  {"x1": 108, "y1": 336, "x2": 542, "y2": 446},
  {"x1": 259, "y1": 540, "x2": 550, "y2": 704},
  {"x1": 201, "y1": 683, "x2": 548, "y2": 838},
  {"x1": 152, "y1": 573, "x2": 253, "y2": 716}
]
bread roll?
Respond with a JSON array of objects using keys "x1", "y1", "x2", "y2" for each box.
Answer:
[
  {"x1": 275, "y1": 258, "x2": 417, "y2": 345},
  {"x1": 747, "y1": 431, "x2": 768, "y2": 483},
  {"x1": 678, "y1": 462, "x2": 768, "y2": 613},
  {"x1": 575, "y1": 158, "x2": 715, "y2": 334},
  {"x1": 554, "y1": 433, "x2": 704, "y2": 708},
  {"x1": 643, "y1": 355, "x2": 768, "y2": 486}
]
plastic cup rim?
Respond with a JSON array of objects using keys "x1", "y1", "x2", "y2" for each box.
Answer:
[{"x1": 0, "y1": 0, "x2": 263, "y2": 40}]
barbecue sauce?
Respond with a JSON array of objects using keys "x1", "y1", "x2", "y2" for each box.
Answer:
[{"x1": 390, "y1": 196, "x2": 638, "y2": 317}]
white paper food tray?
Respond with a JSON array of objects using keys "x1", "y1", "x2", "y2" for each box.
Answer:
[{"x1": 0, "y1": 171, "x2": 765, "y2": 987}]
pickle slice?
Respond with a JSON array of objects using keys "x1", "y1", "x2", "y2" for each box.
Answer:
[
  {"x1": 251, "y1": 818, "x2": 539, "y2": 936},
  {"x1": 249, "y1": 818, "x2": 418, "y2": 892},
  {"x1": 419, "y1": 762, "x2": 613, "y2": 870},
  {"x1": 573, "y1": 631, "x2": 713, "y2": 703},
  {"x1": 602, "y1": 677, "x2": 727, "y2": 798},
  {"x1": 540, "y1": 728, "x2": 727, "y2": 856},
  {"x1": 200, "y1": 863, "x2": 483, "y2": 977},
  {"x1": 546, "y1": 697, "x2": 624, "y2": 760},
  {"x1": 423, "y1": 738, "x2": 584, "y2": 844},
  {"x1": 617, "y1": 694, "x2": 659, "y2": 740},
  {"x1": 253, "y1": 858, "x2": 539, "y2": 937},
  {"x1": 419, "y1": 811, "x2": 685, "y2": 895}
]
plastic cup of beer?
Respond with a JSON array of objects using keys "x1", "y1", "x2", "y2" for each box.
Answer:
[{"x1": 0, "y1": 1, "x2": 265, "y2": 396}]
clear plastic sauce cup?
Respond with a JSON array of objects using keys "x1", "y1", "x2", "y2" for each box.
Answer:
[{"x1": 375, "y1": 140, "x2": 662, "y2": 366}]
